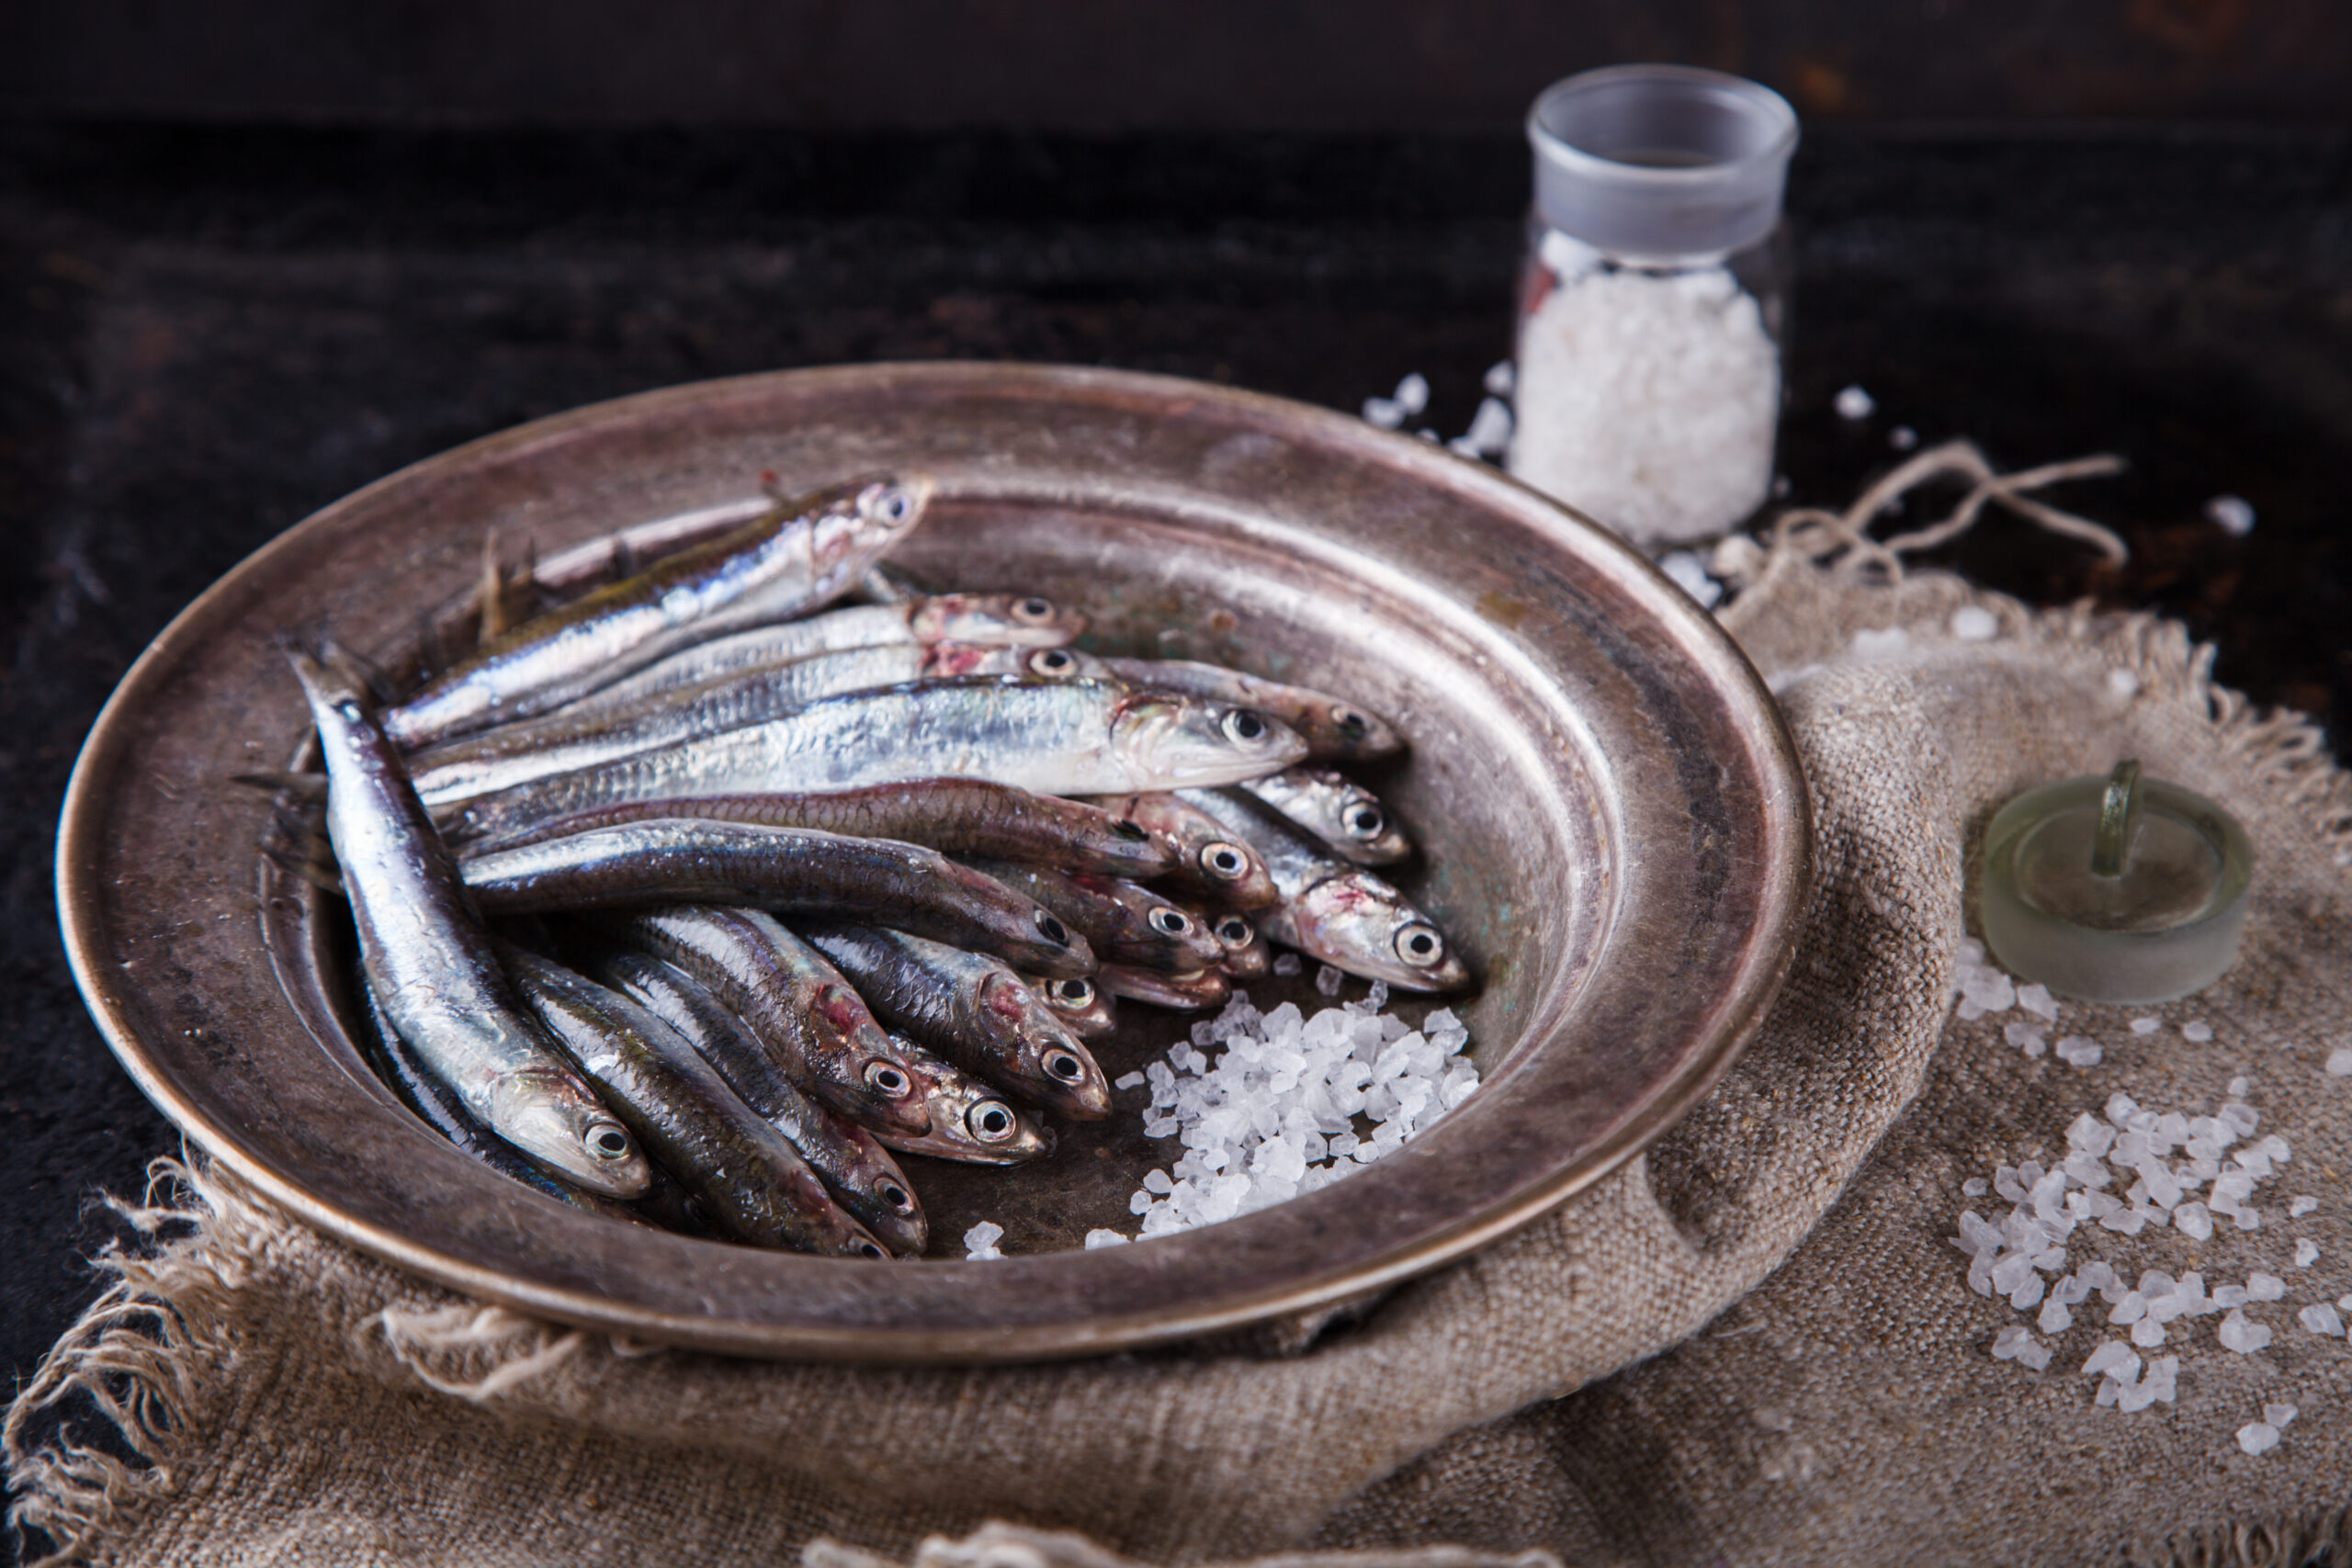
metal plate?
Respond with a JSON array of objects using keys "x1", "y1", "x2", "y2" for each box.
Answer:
[{"x1": 57, "y1": 362, "x2": 1807, "y2": 1362}]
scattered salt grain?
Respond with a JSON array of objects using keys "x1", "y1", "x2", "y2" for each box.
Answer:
[
  {"x1": 2182, "y1": 1021, "x2": 2214, "y2": 1043},
  {"x1": 1114, "y1": 1071, "x2": 1146, "y2": 1091},
  {"x1": 1083, "y1": 1228, "x2": 1130, "y2": 1249},
  {"x1": 2217, "y1": 1309, "x2": 2272, "y2": 1354},
  {"x1": 2131, "y1": 1018, "x2": 2162, "y2": 1035},
  {"x1": 2015, "y1": 984, "x2": 2059, "y2": 1021},
  {"x1": 1315, "y1": 965, "x2": 1344, "y2": 997},
  {"x1": 1835, "y1": 385, "x2": 1877, "y2": 421},
  {"x1": 1449, "y1": 396, "x2": 1514, "y2": 459},
  {"x1": 2237, "y1": 1422, "x2": 2280, "y2": 1456},
  {"x1": 1361, "y1": 372, "x2": 1429, "y2": 429},
  {"x1": 1950, "y1": 605, "x2": 1997, "y2": 641},
  {"x1": 2205, "y1": 495, "x2": 2256, "y2": 537},
  {"x1": 2056, "y1": 1036, "x2": 2104, "y2": 1067},
  {"x1": 2246, "y1": 1272, "x2": 2286, "y2": 1302},
  {"x1": 2294, "y1": 1239, "x2": 2320, "y2": 1268},
  {"x1": 1850, "y1": 626, "x2": 1911, "y2": 660},
  {"x1": 2108, "y1": 669, "x2": 2141, "y2": 700},
  {"x1": 2005, "y1": 1021, "x2": 2049, "y2": 1055},
  {"x1": 1962, "y1": 1177, "x2": 1989, "y2": 1198},
  {"x1": 1659, "y1": 551, "x2": 1725, "y2": 609},
  {"x1": 964, "y1": 1221, "x2": 1006, "y2": 1260},
  {"x1": 2288, "y1": 1195, "x2": 2317, "y2": 1217},
  {"x1": 2299, "y1": 1303, "x2": 2344, "y2": 1337},
  {"x1": 1483, "y1": 359, "x2": 1515, "y2": 397},
  {"x1": 1272, "y1": 953, "x2": 1302, "y2": 977},
  {"x1": 2266, "y1": 1403, "x2": 2299, "y2": 1428},
  {"x1": 2328, "y1": 1048, "x2": 2352, "y2": 1077},
  {"x1": 1890, "y1": 424, "x2": 1920, "y2": 452},
  {"x1": 2174, "y1": 1202, "x2": 2214, "y2": 1242}
]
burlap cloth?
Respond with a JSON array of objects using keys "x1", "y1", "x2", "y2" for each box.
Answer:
[{"x1": 10, "y1": 527, "x2": 2350, "y2": 1567}]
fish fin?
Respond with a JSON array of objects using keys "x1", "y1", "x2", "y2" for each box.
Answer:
[
  {"x1": 262, "y1": 843, "x2": 345, "y2": 897},
  {"x1": 477, "y1": 527, "x2": 508, "y2": 646},
  {"x1": 318, "y1": 637, "x2": 398, "y2": 707},
  {"x1": 231, "y1": 769, "x2": 328, "y2": 801}
]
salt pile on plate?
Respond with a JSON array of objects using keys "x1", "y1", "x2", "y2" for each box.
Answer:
[{"x1": 1098, "y1": 987, "x2": 1477, "y2": 1241}]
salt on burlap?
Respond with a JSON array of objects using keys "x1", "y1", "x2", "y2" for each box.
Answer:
[{"x1": 9, "y1": 458, "x2": 2349, "y2": 1567}]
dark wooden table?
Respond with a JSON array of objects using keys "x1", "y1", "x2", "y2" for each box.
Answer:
[{"x1": 3, "y1": 122, "x2": 2346, "y2": 1562}]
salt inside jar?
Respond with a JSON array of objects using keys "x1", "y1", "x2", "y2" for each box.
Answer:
[{"x1": 1508, "y1": 65, "x2": 1798, "y2": 548}]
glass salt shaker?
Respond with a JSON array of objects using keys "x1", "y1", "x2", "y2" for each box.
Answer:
[{"x1": 1507, "y1": 65, "x2": 1798, "y2": 550}]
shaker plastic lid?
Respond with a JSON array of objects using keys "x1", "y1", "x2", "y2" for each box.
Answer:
[
  {"x1": 1527, "y1": 64, "x2": 1799, "y2": 263},
  {"x1": 1980, "y1": 761, "x2": 2254, "y2": 1006}
]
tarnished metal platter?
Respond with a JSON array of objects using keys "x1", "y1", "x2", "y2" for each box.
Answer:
[{"x1": 58, "y1": 362, "x2": 1806, "y2": 1361}]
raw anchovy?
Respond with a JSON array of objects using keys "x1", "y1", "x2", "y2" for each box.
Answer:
[
  {"x1": 1199, "y1": 908, "x2": 1273, "y2": 979},
  {"x1": 1177, "y1": 789, "x2": 1470, "y2": 993},
  {"x1": 1239, "y1": 767, "x2": 1413, "y2": 866},
  {"x1": 505, "y1": 948, "x2": 888, "y2": 1258},
  {"x1": 384, "y1": 475, "x2": 931, "y2": 746},
  {"x1": 286, "y1": 648, "x2": 650, "y2": 1198},
  {"x1": 537, "y1": 592, "x2": 1088, "y2": 724},
  {"x1": 352, "y1": 979, "x2": 655, "y2": 1227},
  {"x1": 449, "y1": 778, "x2": 1172, "y2": 879},
  {"x1": 1097, "y1": 964, "x2": 1230, "y2": 1012},
  {"x1": 1080, "y1": 792, "x2": 1280, "y2": 909},
  {"x1": 801, "y1": 922, "x2": 1111, "y2": 1120},
  {"x1": 410, "y1": 641, "x2": 1096, "y2": 804},
  {"x1": 1024, "y1": 974, "x2": 1118, "y2": 1041},
  {"x1": 591, "y1": 945, "x2": 925, "y2": 1255},
  {"x1": 462, "y1": 820, "x2": 1094, "y2": 978},
  {"x1": 1096, "y1": 658, "x2": 1402, "y2": 760},
  {"x1": 874, "y1": 1041, "x2": 1051, "y2": 1165},
  {"x1": 590, "y1": 907, "x2": 934, "y2": 1138},
  {"x1": 966, "y1": 861, "x2": 1224, "y2": 973},
  {"x1": 431, "y1": 677, "x2": 1306, "y2": 821}
]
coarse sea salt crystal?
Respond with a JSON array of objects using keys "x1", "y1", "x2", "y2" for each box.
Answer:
[
  {"x1": 1891, "y1": 424, "x2": 1920, "y2": 452},
  {"x1": 1962, "y1": 1177, "x2": 1989, "y2": 1198},
  {"x1": 2329, "y1": 1047, "x2": 2352, "y2": 1077},
  {"x1": 2131, "y1": 1018, "x2": 2163, "y2": 1035},
  {"x1": 2247, "y1": 1272, "x2": 2286, "y2": 1302},
  {"x1": 2228, "y1": 1076, "x2": 2251, "y2": 1096},
  {"x1": 2056, "y1": 1036, "x2": 2102, "y2": 1066},
  {"x1": 1835, "y1": 385, "x2": 1876, "y2": 421},
  {"x1": 2295, "y1": 1239, "x2": 2320, "y2": 1267},
  {"x1": 2016, "y1": 984, "x2": 2059, "y2": 1021},
  {"x1": 2238, "y1": 1422, "x2": 2281, "y2": 1455},
  {"x1": 964, "y1": 1222, "x2": 1006, "y2": 1260},
  {"x1": 2217, "y1": 1309, "x2": 2272, "y2": 1354},
  {"x1": 2290, "y1": 1195, "x2": 2317, "y2": 1217},
  {"x1": 2206, "y1": 495, "x2": 2256, "y2": 537},
  {"x1": 1084, "y1": 1228, "x2": 1130, "y2": 1248},
  {"x1": 1950, "y1": 605, "x2": 1997, "y2": 641},
  {"x1": 2299, "y1": 1303, "x2": 2345, "y2": 1337},
  {"x1": 2182, "y1": 1021, "x2": 2215, "y2": 1043}
]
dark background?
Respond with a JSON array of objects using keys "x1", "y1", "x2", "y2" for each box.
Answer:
[{"x1": 5, "y1": 6, "x2": 2349, "y2": 1562}]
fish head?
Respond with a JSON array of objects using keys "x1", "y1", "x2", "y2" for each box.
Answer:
[
  {"x1": 805, "y1": 472, "x2": 935, "y2": 582},
  {"x1": 926, "y1": 643, "x2": 1113, "y2": 682},
  {"x1": 811, "y1": 982, "x2": 933, "y2": 1136},
  {"x1": 910, "y1": 592, "x2": 1088, "y2": 647},
  {"x1": 1281, "y1": 874, "x2": 1469, "y2": 993},
  {"x1": 1205, "y1": 910, "x2": 1272, "y2": 978},
  {"x1": 1308, "y1": 699, "x2": 1404, "y2": 759},
  {"x1": 492, "y1": 1069, "x2": 652, "y2": 1198},
  {"x1": 842, "y1": 1135, "x2": 929, "y2": 1256},
  {"x1": 1109, "y1": 695, "x2": 1309, "y2": 789},
  {"x1": 891, "y1": 1043, "x2": 1055, "y2": 1164},
  {"x1": 977, "y1": 970, "x2": 1111, "y2": 1119}
]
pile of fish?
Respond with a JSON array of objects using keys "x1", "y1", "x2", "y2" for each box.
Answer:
[{"x1": 267, "y1": 472, "x2": 1467, "y2": 1258}]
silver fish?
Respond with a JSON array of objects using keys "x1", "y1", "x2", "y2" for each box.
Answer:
[
  {"x1": 434, "y1": 677, "x2": 1307, "y2": 827},
  {"x1": 286, "y1": 648, "x2": 650, "y2": 1197},
  {"x1": 461, "y1": 819, "x2": 1095, "y2": 978},
  {"x1": 547, "y1": 592, "x2": 1087, "y2": 722},
  {"x1": 589, "y1": 945, "x2": 927, "y2": 1256},
  {"x1": 800, "y1": 922, "x2": 1112, "y2": 1120},
  {"x1": 1177, "y1": 788, "x2": 1469, "y2": 993},
  {"x1": 384, "y1": 475, "x2": 932, "y2": 746},
  {"x1": 505, "y1": 947, "x2": 889, "y2": 1258},
  {"x1": 1080, "y1": 791, "x2": 1281, "y2": 909},
  {"x1": 1239, "y1": 767, "x2": 1413, "y2": 865},
  {"x1": 1096, "y1": 658, "x2": 1403, "y2": 760},
  {"x1": 410, "y1": 641, "x2": 1106, "y2": 804}
]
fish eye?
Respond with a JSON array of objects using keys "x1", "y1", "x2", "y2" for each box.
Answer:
[
  {"x1": 1221, "y1": 708, "x2": 1269, "y2": 744},
  {"x1": 1394, "y1": 923, "x2": 1445, "y2": 967},
  {"x1": 586, "y1": 1122, "x2": 634, "y2": 1161},
  {"x1": 967, "y1": 1100, "x2": 1019, "y2": 1143},
  {"x1": 880, "y1": 1181, "x2": 912, "y2": 1211},
  {"x1": 1347, "y1": 806, "x2": 1386, "y2": 838},
  {"x1": 858, "y1": 1241, "x2": 888, "y2": 1259},
  {"x1": 1148, "y1": 908, "x2": 1192, "y2": 936},
  {"x1": 1045, "y1": 1050, "x2": 1084, "y2": 1081},
  {"x1": 1014, "y1": 597, "x2": 1056, "y2": 623},
  {"x1": 1050, "y1": 978, "x2": 1094, "y2": 1007},
  {"x1": 1027, "y1": 648, "x2": 1077, "y2": 676},
  {"x1": 1333, "y1": 706, "x2": 1370, "y2": 739},
  {"x1": 865, "y1": 1062, "x2": 912, "y2": 1097},
  {"x1": 1034, "y1": 909, "x2": 1071, "y2": 946},
  {"x1": 876, "y1": 487, "x2": 914, "y2": 523},
  {"x1": 1202, "y1": 842, "x2": 1250, "y2": 880},
  {"x1": 1214, "y1": 915, "x2": 1253, "y2": 946}
]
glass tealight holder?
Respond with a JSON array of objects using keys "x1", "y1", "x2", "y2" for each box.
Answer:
[{"x1": 1980, "y1": 761, "x2": 2254, "y2": 1006}]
